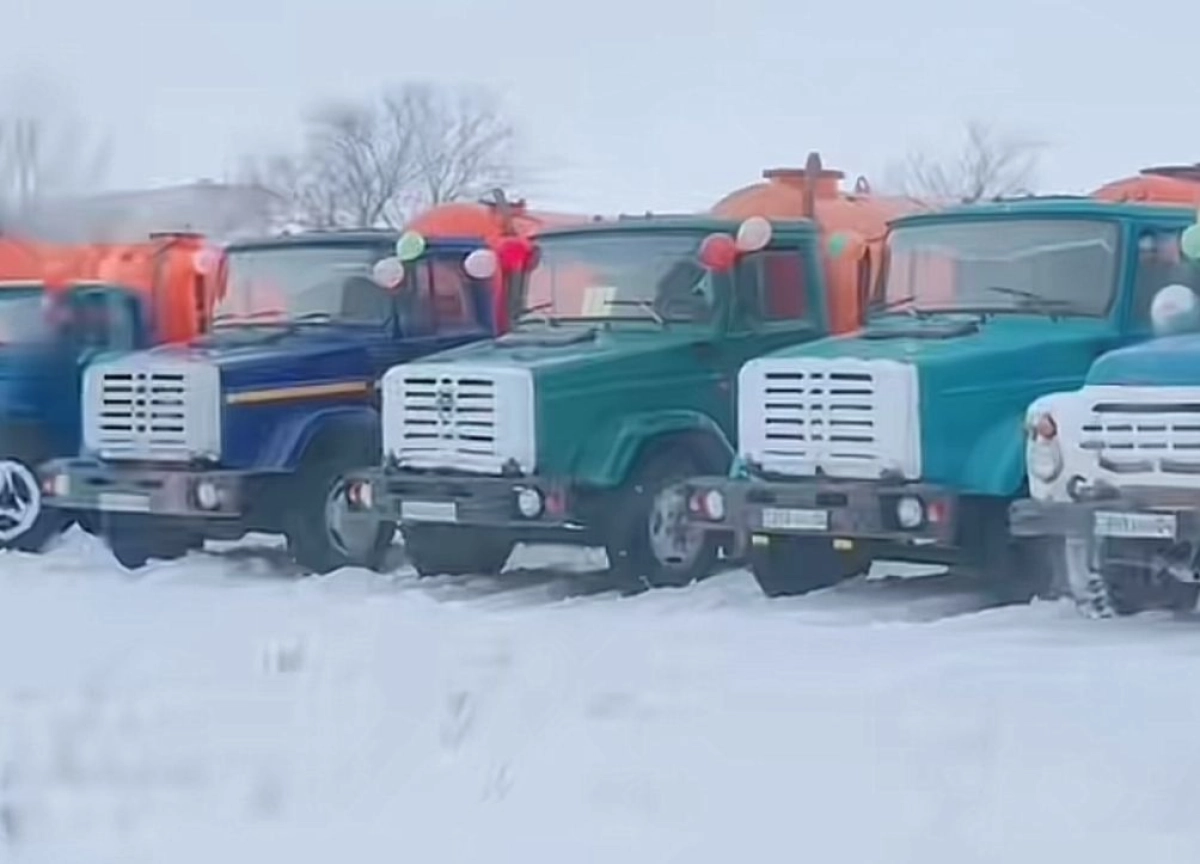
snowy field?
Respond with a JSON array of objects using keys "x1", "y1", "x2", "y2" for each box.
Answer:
[{"x1": 2, "y1": 531, "x2": 1200, "y2": 863}]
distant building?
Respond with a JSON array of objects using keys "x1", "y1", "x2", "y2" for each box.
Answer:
[{"x1": 7, "y1": 181, "x2": 285, "y2": 244}]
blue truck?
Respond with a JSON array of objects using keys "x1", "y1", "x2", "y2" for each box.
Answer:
[
  {"x1": 38, "y1": 228, "x2": 506, "y2": 572},
  {"x1": 0, "y1": 233, "x2": 218, "y2": 552}
]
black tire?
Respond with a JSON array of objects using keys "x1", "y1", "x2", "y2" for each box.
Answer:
[
  {"x1": 284, "y1": 436, "x2": 395, "y2": 575},
  {"x1": 0, "y1": 451, "x2": 71, "y2": 553},
  {"x1": 605, "y1": 446, "x2": 720, "y2": 591},
  {"x1": 1102, "y1": 562, "x2": 1200, "y2": 616},
  {"x1": 749, "y1": 535, "x2": 869, "y2": 597},
  {"x1": 103, "y1": 515, "x2": 195, "y2": 571},
  {"x1": 402, "y1": 525, "x2": 514, "y2": 577}
]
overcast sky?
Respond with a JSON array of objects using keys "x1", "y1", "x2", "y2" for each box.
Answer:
[{"x1": 6, "y1": 0, "x2": 1197, "y2": 215}]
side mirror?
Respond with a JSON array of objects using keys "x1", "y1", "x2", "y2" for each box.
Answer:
[
  {"x1": 1151, "y1": 283, "x2": 1200, "y2": 336},
  {"x1": 372, "y1": 257, "x2": 406, "y2": 291}
]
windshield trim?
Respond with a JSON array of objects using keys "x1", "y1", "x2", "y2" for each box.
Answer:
[{"x1": 873, "y1": 216, "x2": 1122, "y2": 322}]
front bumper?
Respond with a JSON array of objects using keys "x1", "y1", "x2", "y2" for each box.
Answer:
[
  {"x1": 345, "y1": 467, "x2": 589, "y2": 535},
  {"x1": 1010, "y1": 486, "x2": 1200, "y2": 545},
  {"x1": 679, "y1": 475, "x2": 958, "y2": 546},
  {"x1": 38, "y1": 457, "x2": 249, "y2": 519}
]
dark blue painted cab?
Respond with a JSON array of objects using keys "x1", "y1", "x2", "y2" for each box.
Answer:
[{"x1": 42, "y1": 229, "x2": 505, "y2": 573}]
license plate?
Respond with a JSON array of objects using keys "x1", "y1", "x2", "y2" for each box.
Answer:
[
  {"x1": 400, "y1": 500, "x2": 458, "y2": 523},
  {"x1": 761, "y1": 506, "x2": 829, "y2": 531},
  {"x1": 1094, "y1": 510, "x2": 1177, "y2": 539},
  {"x1": 97, "y1": 491, "x2": 150, "y2": 513}
]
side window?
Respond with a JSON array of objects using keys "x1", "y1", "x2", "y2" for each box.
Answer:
[
  {"x1": 1130, "y1": 229, "x2": 1200, "y2": 328},
  {"x1": 737, "y1": 249, "x2": 809, "y2": 323},
  {"x1": 62, "y1": 289, "x2": 142, "y2": 353},
  {"x1": 397, "y1": 258, "x2": 485, "y2": 337}
]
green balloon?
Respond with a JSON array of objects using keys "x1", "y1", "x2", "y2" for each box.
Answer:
[
  {"x1": 827, "y1": 232, "x2": 849, "y2": 258},
  {"x1": 396, "y1": 231, "x2": 427, "y2": 262},
  {"x1": 1182, "y1": 224, "x2": 1200, "y2": 261}
]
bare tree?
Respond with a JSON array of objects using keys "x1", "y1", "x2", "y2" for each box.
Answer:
[
  {"x1": 886, "y1": 120, "x2": 1045, "y2": 204},
  {"x1": 240, "y1": 81, "x2": 519, "y2": 230},
  {"x1": 0, "y1": 72, "x2": 110, "y2": 225}
]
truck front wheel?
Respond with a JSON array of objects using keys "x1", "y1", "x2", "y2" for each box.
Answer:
[
  {"x1": 1048, "y1": 537, "x2": 1200, "y2": 617},
  {"x1": 749, "y1": 535, "x2": 868, "y2": 597},
  {"x1": 402, "y1": 526, "x2": 514, "y2": 577},
  {"x1": 605, "y1": 447, "x2": 719, "y2": 591},
  {"x1": 285, "y1": 438, "x2": 395, "y2": 575}
]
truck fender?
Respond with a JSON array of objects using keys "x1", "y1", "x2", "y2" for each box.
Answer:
[
  {"x1": 257, "y1": 405, "x2": 381, "y2": 471},
  {"x1": 571, "y1": 409, "x2": 734, "y2": 489},
  {"x1": 959, "y1": 412, "x2": 1029, "y2": 498}
]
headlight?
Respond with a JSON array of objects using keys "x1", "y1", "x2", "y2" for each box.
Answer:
[
  {"x1": 895, "y1": 495, "x2": 924, "y2": 529},
  {"x1": 516, "y1": 487, "x2": 544, "y2": 518}
]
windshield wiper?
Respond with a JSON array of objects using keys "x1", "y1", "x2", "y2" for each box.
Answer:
[
  {"x1": 868, "y1": 294, "x2": 933, "y2": 319},
  {"x1": 603, "y1": 299, "x2": 665, "y2": 326},
  {"x1": 515, "y1": 301, "x2": 556, "y2": 326},
  {"x1": 212, "y1": 309, "x2": 289, "y2": 328},
  {"x1": 985, "y1": 285, "x2": 1083, "y2": 314}
]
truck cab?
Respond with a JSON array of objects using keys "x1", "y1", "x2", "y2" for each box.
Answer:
[
  {"x1": 39, "y1": 230, "x2": 506, "y2": 573},
  {"x1": 1009, "y1": 214, "x2": 1200, "y2": 616},
  {"x1": 680, "y1": 198, "x2": 1200, "y2": 599},
  {"x1": 0, "y1": 233, "x2": 221, "y2": 552},
  {"x1": 344, "y1": 212, "x2": 869, "y2": 588}
]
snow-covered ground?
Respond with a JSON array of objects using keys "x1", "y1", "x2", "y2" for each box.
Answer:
[{"x1": 1, "y1": 531, "x2": 1199, "y2": 863}]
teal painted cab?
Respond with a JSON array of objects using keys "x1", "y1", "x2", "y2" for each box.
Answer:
[
  {"x1": 680, "y1": 197, "x2": 1200, "y2": 598},
  {"x1": 347, "y1": 214, "x2": 841, "y2": 588}
]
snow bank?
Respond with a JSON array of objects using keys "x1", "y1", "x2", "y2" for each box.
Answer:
[{"x1": 0, "y1": 531, "x2": 1198, "y2": 863}]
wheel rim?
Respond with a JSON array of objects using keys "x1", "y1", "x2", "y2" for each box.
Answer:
[
  {"x1": 323, "y1": 476, "x2": 383, "y2": 564},
  {"x1": 647, "y1": 483, "x2": 704, "y2": 571},
  {"x1": 0, "y1": 459, "x2": 40, "y2": 543}
]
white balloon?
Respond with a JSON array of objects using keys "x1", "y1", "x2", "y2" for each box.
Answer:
[
  {"x1": 1151, "y1": 283, "x2": 1200, "y2": 335},
  {"x1": 372, "y1": 257, "x2": 405, "y2": 289},
  {"x1": 463, "y1": 248, "x2": 499, "y2": 280},
  {"x1": 735, "y1": 216, "x2": 773, "y2": 253}
]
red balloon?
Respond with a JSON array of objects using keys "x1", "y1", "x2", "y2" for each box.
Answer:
[
  {"x1": 496, "y1": 236, "x2": 539, "y2": 274},
  {"x1": 699, "y1": 232, "x2": 738, "y2": 272}
]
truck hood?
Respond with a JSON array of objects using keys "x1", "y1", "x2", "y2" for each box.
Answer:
[
  {"x1": 141, "y1": 327, "x2": 375, "y2": 389},
  {"x1": 775, "y1": 314, "x2": 1120, "y2": 491},
  {"x1": 417, "y1": 324, "x2": 722, "y2": 388},
  {"x1": 1086, "y1": 333, "x2": 1200, "y2": 387}
]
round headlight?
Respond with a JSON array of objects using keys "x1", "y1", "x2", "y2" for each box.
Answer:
[
  {"x1": 195, "y1": 480, "x2": 221, "y2": 510},
  {"x1": 896, "y1": 495, "x2": 924, "y2": 529},
  {"x1": 516, "y1": 487, "x2": 544, "y2": 518}
]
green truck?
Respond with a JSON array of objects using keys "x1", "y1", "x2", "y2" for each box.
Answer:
[
  {"x1": 678, "y1": 197, "x2": 1200, "y2": 599},
  {"x1": 343, "y1": 212, "x2": 864, "y2": 588}
]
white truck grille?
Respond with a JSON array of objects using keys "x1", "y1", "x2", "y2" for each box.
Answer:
[
  {"x1": 1065, "y1": 385, "x2": 1200, "y2": 485},
  {"x1": 737, "y1": 357, "x2": 921, "y2": 480},
  {"x1": 83, "y1": 358, "x2": 221, "y2": 462},
  {"x1": 381, "y1": 363, "x2": 535, "y2": 475}
]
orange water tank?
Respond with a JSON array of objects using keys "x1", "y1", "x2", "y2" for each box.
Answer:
[
  {"x1": 407, "y1": 198, "x2": 592, "y2": 245},
  {"x1": 1092, "y1": 165, "x2": 1200, "y2": 207},
  {"x1": 712, "y1": 152, "x2": 924, "y2": 332}
]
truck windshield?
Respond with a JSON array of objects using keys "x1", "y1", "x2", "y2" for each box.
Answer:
[
  {"x1": 215, "y1": 244, "x2": 392, "y2": 326},
  {"x1": 518, "y1": 232, "x2": 714, "y2": 325},
  {"x1": 0, "y1": 286, "x2": 49, "y2": 345},
  {"x1": 879, "y1": 219, "x2": 1120, "y2": 317}
]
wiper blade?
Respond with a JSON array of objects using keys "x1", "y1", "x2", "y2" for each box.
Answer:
[
  {"x1": 515, "y1": 301, "x2": 556, "y2": 326},
  {"x1": 985, "y1": 285, "x2": 1083, "y2": 313},
  {"x1": 869, "y1": 294, "x2": 932, "y2": 318},
  {"x1": 603, "y1": 299, "x2": 665, "y2": 326},
  {"x1": 211, "y1": 309, "x2": 289, "y2": 328}
]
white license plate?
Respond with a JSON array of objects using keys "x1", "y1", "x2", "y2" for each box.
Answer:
[
  {"x1": 97, "y1": 491, "x2": 150, "y2": 513},
  {"x1": 400, "y1": 500, "x2": 458, "y2": 523},
  {"x1": 761, "y1": 506, "x2": 829, "y2": 531},
  {"x1": 1094, "y1": 510, "x2": 1177, "y2": 539}
]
